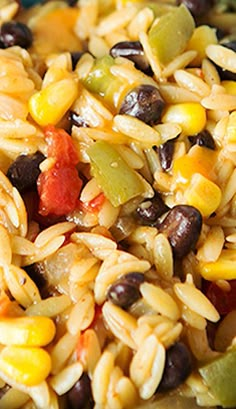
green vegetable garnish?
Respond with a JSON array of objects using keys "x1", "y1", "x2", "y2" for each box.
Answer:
[
  {"x1": 82, "y1": 55, "x2": 124, "y2": 107},
  {"x1": 199, "y1": 347, "x2": 236, "y2": 408},
  {"x1": 148, "y1": 4, "x2": 195, "y2": 65},
  {"x1": 143, "y1": 3, "x2": 175, "y2": 17},
  {"x1": 87, "y1": 140, "x2": 145, "y2": 207}
]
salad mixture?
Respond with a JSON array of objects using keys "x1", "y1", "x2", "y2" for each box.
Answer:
[{"x1": 0, "y1": 0, "x2": 235, "y2": 408}]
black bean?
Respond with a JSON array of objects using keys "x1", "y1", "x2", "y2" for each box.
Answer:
[
  {"x1": 0, "y1": 21, "x2": 33, "y2": 49},
  {"x1": 158, "y1": 205, "x2": 202, "y2": 259},
  {"x1": 188, "y1": 130, "x2": 216, "y2": 150},
  {"x1": 209, "y1": 25, "x2": 226, "y2": 41},
  {"x1": 215, "y1": 67, "x2": 236, "y2": 82},
  {"x1": 69, "y1": 111, "x2": 89, "y2": 128},
  {"x1": 213, "y1": 41, "x2": 236, "y2": 82},
  {"x1": 66, "y1": 0, "x2": 79, "y2": 6},
  {"x1": 67, "y1": 373, "x2": 94, "y2": 409},
  {"x1": 23, "y1": 262, "x2": 53, "y2": 298},
  {"x1": 21, "y1": 0, "x2": 41, "y2": 8},
  {"x1": 157, "y1": 342, "x2": 192, "y2": 393},
  {"x1": 7, "y1": 151, "x2": 45, "y2": 193},
  {"x1": 107, "y1": 281, "x2": 141, "y2": 309},
  {"x1": 136, "y1": 193, "x2": 168, "y2": 225},
  {"x1": 176, "y1": 0, "x2": 215, "y2": 18},
  {"x1": 223, "y1": 40, "x2": 236, "y2": 53},
  {"x1": 70, "y1": 51, "x2": 84, "y2": 70},
  {"x1": 157, "y1": 139, "x2": 176, "y2": 171},
  {"x1": 119, "y1": 84, "x2": 165, "y2": 126},
  {"x1": 0, "y1": 384, "x2": 10, "y2": 399},
  {"x1": 107, "y1": 273, "x2": 144, "y2": 309},
  {"x1": 122, "y1": 272, "x2": 145, "y2": 286},
  {"x1": 110, "y1": 41, "x2": 152, "y2": 75}
]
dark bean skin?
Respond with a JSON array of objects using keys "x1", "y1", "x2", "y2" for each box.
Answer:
[
  {"x1": 110, "y1": 41, "x2": 152, "y2": 75},
  {"x1": 223, "y1": 41, "x2": 236, "y2": 53},
  {"x1": 0, "y1": 21, "x2": 33, "y2": 49},
  {"x1": 158, "y1": 205, "x2": 202, "y2": 259},
  {"x1": 23, "y1": 262, "x2": 52, "y2": 299},
  {"x1": 119, "y1": 84, "x2": 165, "y2": 126},
  {"x1": 69, "y1": 111, "x2": 89, "y2": 128},
  {"x1": 0, "y1": 384, "x2": 10, "y2": 399},
  {"x1": 157, "y1": 342, "x2": 192, "y2": 393},
  {"x1": 122, "y1": 272, "x2": 145, "y2": 286},
  {"x1": 157, "y1": 139, "x2": 176, "y2": 171},
  {"x1": 210, "y1": 26, "x2": 226, "y2": 41},
  {"x1": 176, "y1": 0, "x2": 215, "y2": 18},
  {"x1": 20, "y1": 0, "x2": 42, "y2": 8},
  {"x1": 136, "y1": 193, "x2": 169, "y2": 225},
  {"x1": 67, "y1": 373, "x2": 94, "y2": 409},
  {"x1": 107, "y1": 272, "x2": 144, "y2": 309},
  {"x1": 188, "y1": 130, "x2": 216, "y2": 150},
  {"x1": 70, "y1": 51, "x2": 84, "y2": 70},
  {"x1": 7, "y1": 151, "x2": 45, "y2": 193},
  {"x1": 66, "y1": 0, "x2": 79, "y2": 6},
  {"x1": 107, "y1": 282, "x2": 141, "y2": 309}
]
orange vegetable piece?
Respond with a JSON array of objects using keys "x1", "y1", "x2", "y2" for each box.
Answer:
[
  {"x1": 0, "y1": 293, "x2": 11, "y2": 317},
  {"x1": 173, "y1": 145, "x2": 218, "y2": 186},
  {"x1": 31, "y1": 7, "x2": 81, "y2": 57}
]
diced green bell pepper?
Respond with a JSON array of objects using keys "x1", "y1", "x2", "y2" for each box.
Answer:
[
  {"x1": 148, "y1": 4, "x2": 195, "y2": 65},
  {"x1": 199, "y1": 347, "x2": 236, "y2": 408},
  {"x1": 144, "y1": 2, "x2": 175, "y2": 17},
  {"x1": 82, "y1": 55, "x2": 125, "y2": 107},
  {"x1": 87, "y1": 140, "x2": 145, "y2": 207}
]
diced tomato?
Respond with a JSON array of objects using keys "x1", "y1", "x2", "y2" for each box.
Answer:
[
  {"x1": 204, "y1": 279, "x2": 236, "y2": 315},
  {"x1": 76, "y1": 306, "x2": 103, "y2": 363},
  {"x1": 90, "y1": 304, "x2": 103, "y2": 325},
  {"x1": 45, "y1": 125, "x2": 79, "y2": 166},
  {"x1": 37, "y1": 125, "x2": 82, "y2": 217},
  {"x1": 87, "y1": 192, "x2": 105, "y2": 211},
  {"x1": 37, "y1": 165, "x2": 82, "y2": 216},
  {"x1": 0, "y1": 294, "x2": 11, "y2": 317},
  {"x1": 63, "y1": 227, "x2": 77, "y2": 245},
  {"x1": 76, "y1": 331, "x2": 88, "y2": 364},
  {"x1": 80, "y1": 192, "x2": 106, "y2": 213}
]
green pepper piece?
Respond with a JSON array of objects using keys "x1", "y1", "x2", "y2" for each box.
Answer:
[
  {"x1": 87, "y1": 140, "x2": 145, "y2": 207},
  {"x1": 199, "y1": 347, "x2": 236, "y2": 408},
  {"x1": 82, "y1": 55, "x2": 124, "y2": 107},
  {"x1": 148, "y1": 4, "x2": 195, "y2": 65},
  {"x1": 144, "y1": 3, "x2": 175, "y2": 17}
]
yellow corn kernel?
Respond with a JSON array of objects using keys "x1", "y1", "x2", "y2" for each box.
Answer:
[
  {"x1": 198, "y1": 249, "x2": 236, "y2": 280},
  {"x1": 225, "y1": 111, "x2": 236, "y2": 143},
  {"x1": 0, "y1": 346, "x2": 51, "y2": 386},
  {"x1": 187, "y1": 25, "x2": 217, "y2": 66},
  {"x1": 117, "y1": 0, "x2": 143, "y2": 4},
  {"x1": 0, "y1": 316, "x2": 56, "y2": 347},
  {"x1": 184, "y1": 173, "x2": 222, "y2": 217},
  {"x1": 222, "y1": 81, "x2": 236, "y2": 96},
  {"x1": 29, "y1": 78, "x2": 78, "y2": 126},
  {"x1": 162, "y1": 102, "x2": 206, "y2": 135},
  {"x1": 173, "y1": 145, "x2": 217, "y2": 186}
]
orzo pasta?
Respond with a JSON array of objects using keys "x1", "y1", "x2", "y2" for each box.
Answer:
[{"x1": 0, "y1": 0, "x2": 235, "y2": 408}]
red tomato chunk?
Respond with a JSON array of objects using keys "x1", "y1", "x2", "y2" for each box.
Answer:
[
  {"x1": 37, "y1": 125, "x2": 82, "y2": 216},
  {"x1": 45, "y1": 124, "x2": 79, "y2": 166},
  {"x1": 80, "y1": 192, "x2": 105, "y2": 213}
]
